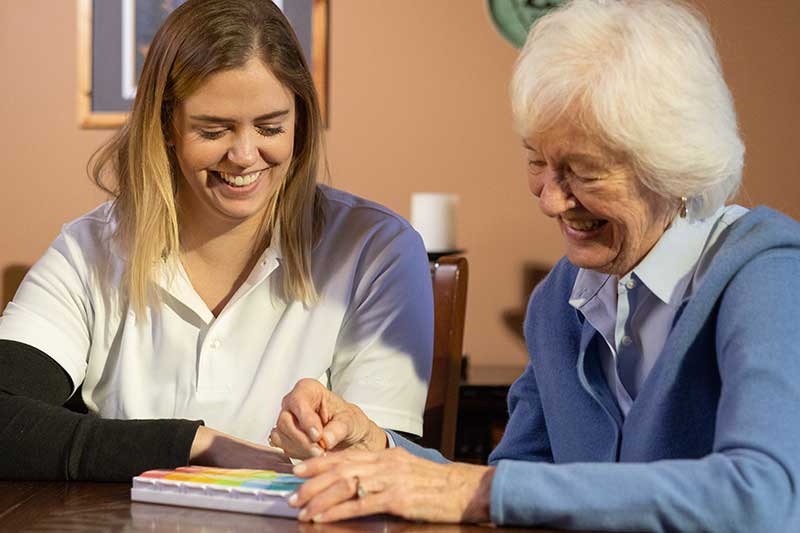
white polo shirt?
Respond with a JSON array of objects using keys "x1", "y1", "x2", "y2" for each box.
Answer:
[{"x1": 0, "y1": 185, "x2": 433, "y2": 443}]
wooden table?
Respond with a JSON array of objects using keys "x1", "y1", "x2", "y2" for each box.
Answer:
[{"x1": 0, "y1": 481, "x2": 553, "y2": 532}]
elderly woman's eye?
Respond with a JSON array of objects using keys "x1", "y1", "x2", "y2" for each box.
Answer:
[
  {"x1": 528, "y1": 159, "x2": 547, "y2": 169},
  {"x1": 565, "y1": 166, "x2": 596, "y2": 182}
]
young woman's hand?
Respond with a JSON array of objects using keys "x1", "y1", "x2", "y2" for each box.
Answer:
[
  {"x1": 268, "y1": 378, "x2": 387, "y2": 459},
  {"x1": 288, "y1": 447, "x2": 495, "y2": 523},
  {"x1": 190, "y1": 426, "x2": 293, "y2": 473}
]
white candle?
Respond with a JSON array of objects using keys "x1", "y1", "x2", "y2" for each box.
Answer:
[{"x1": 410, "y1": 193, "x2": 458, "y2": 252}]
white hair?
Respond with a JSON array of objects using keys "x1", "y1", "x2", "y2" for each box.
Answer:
[{"x1": 511, "y1": 0, "x2": 744, "y2": 219}]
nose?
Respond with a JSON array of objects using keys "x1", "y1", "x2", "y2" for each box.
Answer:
[
  {"x1": 531, "y1": 169, "x2": 576, "y2": 218},
  {"x1": 227, "y1": 131, "x2": 259, "y2": 168}
]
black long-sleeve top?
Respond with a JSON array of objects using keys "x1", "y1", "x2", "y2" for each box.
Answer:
[{"x1": 0, "y1": 340, "x2": 202, "y2": 481}]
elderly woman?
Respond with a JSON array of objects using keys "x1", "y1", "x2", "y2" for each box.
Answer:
[{"x1": 270, "y1": 0, "x2": 800, "y2": 530}]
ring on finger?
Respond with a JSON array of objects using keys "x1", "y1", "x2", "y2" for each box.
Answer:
[{"x1": 354, "y1": 476, "x2": 368, "y2": 499}]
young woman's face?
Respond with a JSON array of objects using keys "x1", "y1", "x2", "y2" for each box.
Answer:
[{"x1": 171, "y1": 57, "x2": 296, "y2": 229}]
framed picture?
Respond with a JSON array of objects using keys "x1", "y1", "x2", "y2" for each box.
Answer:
[{"x1": 77, "y1": 0, "x2": 328, "y2": 128}]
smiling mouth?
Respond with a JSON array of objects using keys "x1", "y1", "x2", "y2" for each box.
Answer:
[
  {"x1": 562, "y1": 217, "x2": 608, "y2": 232},
  {"x1": 212, "y1": 170, "x2": 264, "y2": 187}
]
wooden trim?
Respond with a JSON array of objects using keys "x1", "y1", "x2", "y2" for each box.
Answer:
[
  {"x1": 312, "y1": 0, "x2": 329, "y2": 124},
  {"x1": 77, "y1": 0, "x2": 329, "y2": 129},
  {"x1": 77, "y1": 0, "x2": 128, "y2": 128}
]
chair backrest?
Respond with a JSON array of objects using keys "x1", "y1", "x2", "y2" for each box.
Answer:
[{"x1": 422, "y1": 255, "x2": 468, "y2": 459}]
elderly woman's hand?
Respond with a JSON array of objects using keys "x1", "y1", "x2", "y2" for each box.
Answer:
[
  {"x1": 269, "y1": 378, "x2": 388, "y2": 459},
  {"x1": 288, "y1": 447, "x2": 495, "y2": 523}
]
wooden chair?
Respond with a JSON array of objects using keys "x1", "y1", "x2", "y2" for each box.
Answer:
[{"x1": 422, "y1": 255, "x2": 468, "y2": 459}]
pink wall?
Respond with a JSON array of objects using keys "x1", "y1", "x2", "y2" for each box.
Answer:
[{"x1": 1, "y1": 1, "x2": 798, "y2": 366}]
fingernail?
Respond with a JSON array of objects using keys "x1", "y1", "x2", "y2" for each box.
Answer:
[
  {"x1": 312, "y1": 514, "x2": 323, "y2": 523},
  {"x1": 323, "y1": 431, "x2": 335, "y2": 447},
  {"x1": 293, "y1": 463, "x2": 307, "y2": 475},
  {"x1": 297, "y1": 508, "x2": 308, "y2": 521},
  {"x1": 310, "y1": 445, "x2": 323, "y2": 457},
  {"x1": 288, "y1": 493, "x2": 298, "y2": 506},
  {"x1": 309, "y1": 427, "x2": 321, "y2": 441}
]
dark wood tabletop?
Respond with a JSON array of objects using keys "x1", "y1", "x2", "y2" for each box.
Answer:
[{"x1": 0, "y1": 481, "x2": 555, "y2": 532}]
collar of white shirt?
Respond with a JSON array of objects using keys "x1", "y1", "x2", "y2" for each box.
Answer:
[{"x1": 154, "y1": 221, "x2": 285, "y2": 324}]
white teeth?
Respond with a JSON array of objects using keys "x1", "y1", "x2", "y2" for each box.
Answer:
[
  {"x1": 218, "y1": 171, "x2": 260, "y2": 187},
  {"x1": 564, "y1": 219, "x2": 604, "y2": 231}
]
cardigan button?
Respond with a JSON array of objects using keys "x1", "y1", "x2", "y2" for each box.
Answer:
[{"x1": 621, "y1": 335, "x2": 633, "y2": 347}]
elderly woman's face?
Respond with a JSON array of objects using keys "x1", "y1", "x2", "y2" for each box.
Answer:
[{"x1": 525, "y1": 124, "x2": 671, "y2": 276}]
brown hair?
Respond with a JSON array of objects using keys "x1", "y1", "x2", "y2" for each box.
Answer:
[{"x1": 91, "y1": 0, "x2": 326, "y2": 312}]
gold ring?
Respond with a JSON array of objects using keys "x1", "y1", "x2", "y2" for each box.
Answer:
[{"x1": 355, "y1": 476, "x2": 368, "y2": 499}]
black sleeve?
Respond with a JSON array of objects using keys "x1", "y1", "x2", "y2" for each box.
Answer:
[{"x1": 0, "y1": 340, "x2": 203, "y2": 481}]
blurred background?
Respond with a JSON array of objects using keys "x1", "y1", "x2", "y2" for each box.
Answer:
[{"x1": 1, "y1": 0, "x2": 798, "y2": 371}]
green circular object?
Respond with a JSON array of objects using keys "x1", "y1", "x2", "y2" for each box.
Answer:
[{"x1": 487, "y1": 0, "x2": 565, "y2": 48}]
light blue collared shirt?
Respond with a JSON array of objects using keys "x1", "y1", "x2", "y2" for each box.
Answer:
[{"x1": 569, "y1": 205, "x2": 748, "y2": 416}]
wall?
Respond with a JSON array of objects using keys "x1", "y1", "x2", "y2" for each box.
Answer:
[{"x1": 1, "y1": 1, "x2": 798, "y2": 368}]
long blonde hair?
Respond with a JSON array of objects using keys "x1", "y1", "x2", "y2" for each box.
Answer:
[{"x1": 91, "y1": 0, "x2": 325, "y2": 313}]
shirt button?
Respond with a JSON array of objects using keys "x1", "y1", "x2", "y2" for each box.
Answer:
[
  {"x1": 625, "y1": 279, "x2": 636, "y2": 290},
  {"x1": 210, "y1": 339, "x2": 221, "y2": 349},
  {"x1": 621, "y1": 335, "x2": 633, "y2": 347}
]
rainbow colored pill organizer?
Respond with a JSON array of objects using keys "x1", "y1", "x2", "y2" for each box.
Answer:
[{"x1": 131, "y1": 466, "x2": 305, "y2": 517}]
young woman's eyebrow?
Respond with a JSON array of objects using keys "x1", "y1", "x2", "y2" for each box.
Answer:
[{"x1": 189, "y1": 109, "x2": 290, "y2": 123}]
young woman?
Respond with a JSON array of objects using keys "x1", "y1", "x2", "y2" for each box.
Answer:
[{"x1": 0, "y1": 0, "x2": 432, "y2": 481}]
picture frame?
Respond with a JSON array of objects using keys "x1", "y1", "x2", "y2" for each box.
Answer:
[{"x1": 77, "y1": 0, "x2": 328, "y2": 128}]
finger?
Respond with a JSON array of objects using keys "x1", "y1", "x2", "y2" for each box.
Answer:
[
  {"x1": 293, "y1": 449, "x2": 378, "y2": 478},
  {"x1": 296, "y1": 474, "x2": 361, "y2": 520},
  {"x1": 282, "y1": 383, "x2": 327, "y2": 444},
  {"x1": 268, "y1": 428, "x2": 283, "y2": 449},
  {"x1": 275, "y1": 410, "x2": 314, "y2": 449},
  {"x1": 290, "y1": 464, "x2": 358, "y2": 509},
  {"x1": 293, "y1": 461, "x2": 388, "y2": 517},
  {"x1": 268, "y1": 428, "x2": 306, "y2": 457},
  {"x1": 319, "y1": 394, "x2": 330, "y2": 426},
  {"x1": 274, "y1": 411, "x2": 324, "y2": 458},
  {"x1": 323, "y1": 402, "x2": 373, "y2": 450},
  {"x1": 320, "y1": 417, "x2": 352, "y2": 450}
]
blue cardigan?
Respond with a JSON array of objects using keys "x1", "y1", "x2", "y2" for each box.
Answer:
[{"x1": 392, "y1": 207, "x2": 800, "y2": 531}]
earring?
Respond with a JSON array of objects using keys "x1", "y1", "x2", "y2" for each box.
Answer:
[{"x1": 679, "y1": 196, "x2": 688, "y2": 218}]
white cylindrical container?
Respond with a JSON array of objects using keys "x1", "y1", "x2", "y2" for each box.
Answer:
[{"x1": 410, "y1": 193, "x2": 458, "y2": 252}]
